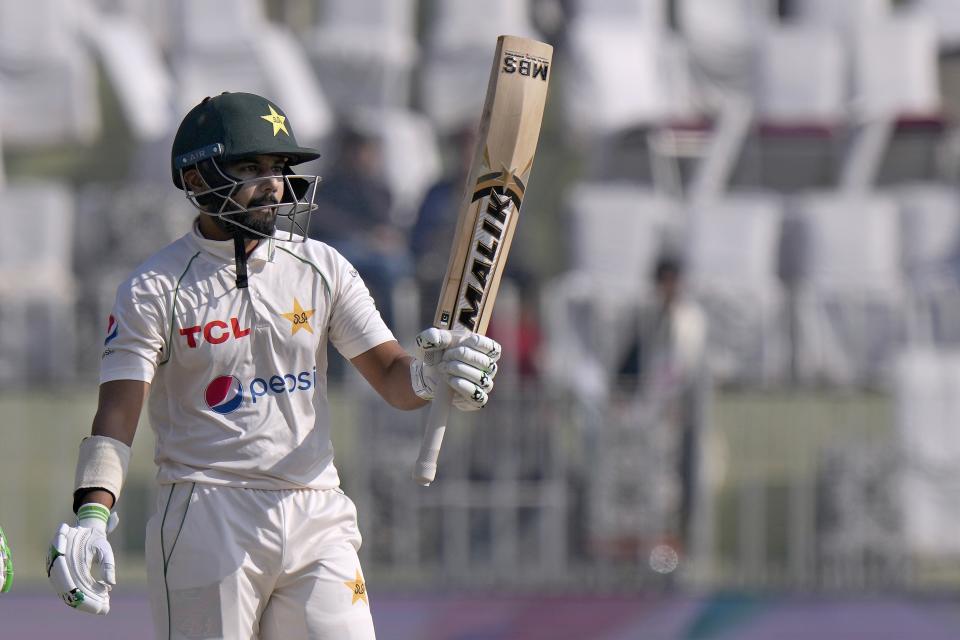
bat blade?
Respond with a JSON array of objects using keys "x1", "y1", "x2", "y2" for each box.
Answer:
[{"x1": 413, "y1": 35, "x2": 553, "y2": 486}]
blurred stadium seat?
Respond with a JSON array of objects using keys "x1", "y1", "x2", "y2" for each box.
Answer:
[
  {"x1": 169, "y1": 0, "x2": 333, "y2": 145},
  {"x1": 420, "y1": 0, "x2": 539, "y2": 132},
  {"x1": 541, "y1": 185, "x2": 677, "y2": 400},
  {"x1": 686, "y1": 192, "x2": 788, "y2": 385},
  {"x1": 895, "y1": 348, "x2": 960, "y2": 557},
  {"x1": 0, "y1": 1, "x2": 101, "y2": 147},
  {"x1": 82, "y1": 14, "x2": 175, "y2": 143},
  {"x1": 569, "y1": 0, "x2": 669, "y2": 29},
  {"x1": 568, "y1": 183, "x2": 678, "y2": 281},
  {"x1": 306, "y1": 0, "x2": 418, "y2": 112},
  {"x1": 563, "y1": 18, "x2": 696, "y2": 139},
  {"x1": 790, "y1": 0, "x2": 892, "y2": 31},
  {"x1": 894, "y1": 183, "x2": 960, "y2": 346},
  {"x1": 851, "y1": 13, "x2": 941, "y2": 120},
  {"x1": 753, "y1": 26, "x2": 847, "y2": 127},
  {"x1": 791, "y1": 191, "x2": 906, "y2": 387},
  {"x1": 913, "y1": 0, "x2": 960, "y2": 50},
  {"x1": 676, "y1": 0, "x2": 778, "y2": 101},
  {"x1": 0, "y1": 181, "x2": 76, "y2": 385}
]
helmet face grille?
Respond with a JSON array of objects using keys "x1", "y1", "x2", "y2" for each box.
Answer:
[{"x1": 179, "y1": 157, "x2": 322, "y2": 243}]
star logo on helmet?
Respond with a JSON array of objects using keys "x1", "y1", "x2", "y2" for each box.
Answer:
[{"x1": 260, "y1": 104, "x2": 289, "y2": 136}]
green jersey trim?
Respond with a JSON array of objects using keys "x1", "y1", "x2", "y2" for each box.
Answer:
[{"x1": 159, "y1": 251, "x2": 202, "y2": 366}]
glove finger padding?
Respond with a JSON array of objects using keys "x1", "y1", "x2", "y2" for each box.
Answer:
[
  {"x1": 443, "y1": 360, "x2": 497, "y2": 391},
  {"x1": 456, "y1": 333, "x2": 503, "y2": 361},
  {"x1": 441, "y1": 345, "x2": 499, "y2": 374},
  {"x1": 47, "y1": 522, "x2": 113, "y2": 615},
  {"x1": 447, "y1": 376, "x2": 490, "y2": 410}
]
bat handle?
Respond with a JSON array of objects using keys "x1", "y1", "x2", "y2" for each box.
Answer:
[{"x1": 413, "y1": 382, "x2": 453, "y2": 486}]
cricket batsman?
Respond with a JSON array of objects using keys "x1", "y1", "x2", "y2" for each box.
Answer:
[{"x1": 45, "y1": 92, "x2": 501, "y2": 639}]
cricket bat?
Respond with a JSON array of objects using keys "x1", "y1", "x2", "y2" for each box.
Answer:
[{"x1": 413, "y1": 35, "x2": 553, "y2": 486}]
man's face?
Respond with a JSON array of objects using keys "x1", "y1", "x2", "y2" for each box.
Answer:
[{"x1": 222, "y1": 154, "x2": 287, "y2": 237}]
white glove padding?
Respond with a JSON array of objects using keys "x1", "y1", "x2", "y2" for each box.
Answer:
[
  {"x1": 46, "y1": 503, "x2": 119, "y2": 615},
  {"x1": 411, "y1": 328, "x2": 502, "y2": 410},
  {"x1": 0, "y1": 525, "x2": 13, "y2": 593}
]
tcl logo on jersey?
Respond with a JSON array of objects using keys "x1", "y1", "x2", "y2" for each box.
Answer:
[
  {"x1": 180, "y1": 318, "x2": 250, "y2": 348},
  {"x1": 205, "y1": 367, "x2": 318, "y2": 414}
]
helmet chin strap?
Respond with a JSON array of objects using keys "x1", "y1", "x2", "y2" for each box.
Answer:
[{"x1": 232, "y1": 226, "x2": 249, "y2": 290}]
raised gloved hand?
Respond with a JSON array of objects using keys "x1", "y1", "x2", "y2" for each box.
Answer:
[
  {"x1": 411, "y1": 328, "x2": 502, "y2": 411},
  {"x1": 0, "y1": 525, "x2": 13, "y2": 593},
  {"x1": 47, "y1": 503, "x2": 118, "y2": 615}
]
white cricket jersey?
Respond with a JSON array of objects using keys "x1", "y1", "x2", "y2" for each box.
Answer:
[{"x1": 100, "y1": 221, "x2": 395, "y2": 490}]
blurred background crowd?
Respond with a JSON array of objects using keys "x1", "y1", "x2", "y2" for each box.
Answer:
[{"x1": 6, "y1": 0, "x2": 960, "y2": 636}]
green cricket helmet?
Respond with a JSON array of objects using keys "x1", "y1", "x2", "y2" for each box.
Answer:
[{"x1": 171, "y1": 92, "x2": 322, "y2": 241}]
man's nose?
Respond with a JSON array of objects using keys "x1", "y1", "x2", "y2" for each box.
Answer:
[{"x1": 260, "y1": 173, "x2": 282, "y2": 194}]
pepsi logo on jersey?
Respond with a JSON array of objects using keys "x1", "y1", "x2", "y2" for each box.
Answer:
[
  {"x1": 205, "y1": 367, "x2": 318, "y2": 414},
  {"x1": 180, "y1": 317, "x2": 251, "y2": 348}
]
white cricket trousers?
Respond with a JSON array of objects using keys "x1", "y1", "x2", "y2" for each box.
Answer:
[{"x1": 145, "y1": 483, "x2": 376, "y2": 640}]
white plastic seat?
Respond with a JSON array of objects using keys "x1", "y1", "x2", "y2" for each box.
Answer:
[
  {"x1": 174, "y1": 24, "x2": 334, "y2": 145},
  {"x1": 0, "y1": 0, "x2": 85, "y2": 61},
  {"x1": 427, "y1": 0, "x2": 537, "y2": 52},
  {"x1": 911, "y1": 0, "x2": 960, "y2": 50},
  {"x1": 0, "y1": 181, "x2": 77, "y2": 385},
  {"x1": 851, "y1": 14, "x2": 941, "y2": 119},
  {"x1": 790, "y1": 0, "x2": 892, "y2": 31},
  {"x1": 168, "y1": 0, "x2": 265, "y2": 53},
  {"x1": 307, "y1": 0, "x2": 418, "y2": 111},
  {"x1": 569, "y1": 0, "x2": 669, "y2": 32},
  {"x1": 754, "y1": 26, "x2": 847, "y2": 126},
  {"x1": 893, "y1": 183, "x2": 960, "y2": 345},
  {"x1": 895, "y1": 183, "x2": 960, "y2": 288},
  {"x1": 895, "y1": 349, "x2": 960, "y2": 556},
  {"x1": 82, "y1": 14, "x2": 174, "y2": 142},
  {"x1": 686, "y1": 192, "x2": 787, "y2": 384},
  {"x1": 540, "y1": 185, "x2": 678, "y2": 399},
  {"x1": 676, "y1": 0, "x2": 778, "y2": 100},
  {"x1": 420, "y1": 0, "x2": 539, "y2": 132},
  {"x1": 568, "y1": 183, "x2": 678, "y2": 281},
  {"x1": 0, "y1": 1, "x2": 100, "y2": 148},
  {"x1": 792, "y1": 191, "x2": 906, "y2": 386},
  {"x1": 0, "y1": 181, "x2": 74, "y2": 286},
  {"x1": 563, "y1": 20, "x2": 695, "y2": 139}
]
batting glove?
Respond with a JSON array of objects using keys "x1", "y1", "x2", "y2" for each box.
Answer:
[
  {"x1": 47, "y1": 503, "x2": 119, "y2": 615},
  {"x1": 411, "y1": 328, "x2": 502, "y2": 410},
  {"x1": 0, "y1": 525, "x2": 13, "y2": 593}
]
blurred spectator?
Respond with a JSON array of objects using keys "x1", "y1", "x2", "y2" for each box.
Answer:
[
  {"x1": 308, "y1": 125, "x2": 412, "y2": 326},
  {"x1": 619, "y1": 254, "x2": 708, "y2": 394},
  {"x1": 615, "y1": 253, "x2": 708, "y2": 553},
  {"x1": 410, "y1": 123, "x2": 477, "y2": 324}
]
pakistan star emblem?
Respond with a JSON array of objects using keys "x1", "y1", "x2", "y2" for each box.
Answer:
[
  {"x1": 344, "y1": 570, "x2": 368, "y2": 605},
  {"x1": 281, "y1": 298, "x2": 315, "y2": 335},
  {"x1": 260, "y1": 104, "x2": 289, "y2": 136}
]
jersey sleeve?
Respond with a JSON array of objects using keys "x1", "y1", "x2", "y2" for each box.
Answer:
[
  {"x1": 100, "y1": 272, "x2": 168, "y2": 384},
  {"x1": 328, "y1": 256, "x2": 396, "y2": 360}
]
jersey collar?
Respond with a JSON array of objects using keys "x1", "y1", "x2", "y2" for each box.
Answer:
[{"x1": 190, "y1": 220, "x2": 273, "y2": 265}]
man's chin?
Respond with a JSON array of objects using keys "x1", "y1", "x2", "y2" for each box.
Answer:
[{"x1": 218, "y1": 211, "x2": 276, "y2": 238}]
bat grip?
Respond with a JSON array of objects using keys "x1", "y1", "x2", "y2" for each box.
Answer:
[{"x1": 413, "y1": 382, "x2": 453, "y2": 486}]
